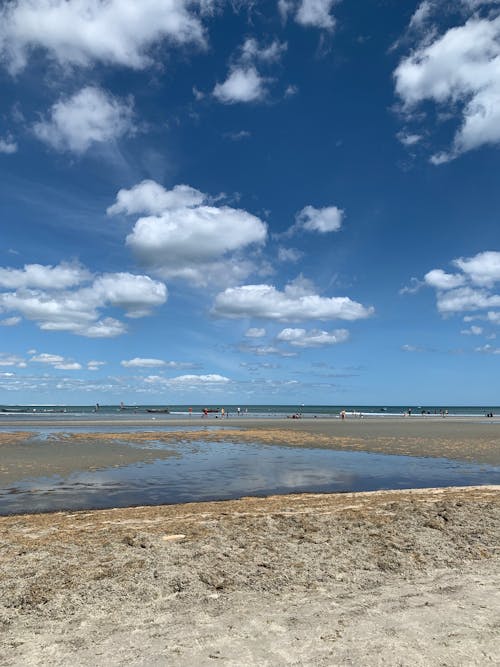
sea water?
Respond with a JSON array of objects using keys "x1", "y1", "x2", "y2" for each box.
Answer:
[{"x1": 1, "y1": 403, "x2": 499, "y2": 419}]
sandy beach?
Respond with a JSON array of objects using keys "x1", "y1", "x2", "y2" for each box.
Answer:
[{"x1": 1, "y1": 419, "x2": 499, "y2": 665}]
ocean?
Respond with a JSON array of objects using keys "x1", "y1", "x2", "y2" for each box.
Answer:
[{"x1": 0, "y1": 403, "x2": 498, "y2": 419}]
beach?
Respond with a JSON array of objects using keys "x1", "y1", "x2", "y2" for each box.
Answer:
[{"x1": 1, "y1": 418, "x2": 499, "y2": 665}]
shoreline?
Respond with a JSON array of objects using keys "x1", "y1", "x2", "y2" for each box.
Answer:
[{"x1": 1, "y1": 485, "x2": 499, "y2": 666}]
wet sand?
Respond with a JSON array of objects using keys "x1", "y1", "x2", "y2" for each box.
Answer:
[
  {"x1": 1, "y1": 417, "x2": 500, "y2": 483},
  {"x1": 1, "y1": 486, "x2": 499, "y2": 666}
]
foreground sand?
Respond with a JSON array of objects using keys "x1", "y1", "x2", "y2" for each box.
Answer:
[{"x1": 1, "y1": 486, "x2": 499, "y2": 666}]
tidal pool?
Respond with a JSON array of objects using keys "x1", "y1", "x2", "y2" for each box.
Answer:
[{"x1": 1, "y1": 438, "x2": 499, "y2": 515}]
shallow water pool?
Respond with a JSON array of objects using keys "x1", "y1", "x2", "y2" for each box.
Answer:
[{"x1": 1, "y1": 438, "x2": 499, "y2": 515}]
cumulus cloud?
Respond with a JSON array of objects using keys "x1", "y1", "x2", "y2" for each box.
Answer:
[
  {"x1": 212, "y1": 279, "x2": 374, "y2": 322},
  {"x1": 395, "y1": 10, "x2": 500, "y2": 161},
  {"x1": 294, "y1": 204, "x2": 344, "y2": 234},
  {"x1": 453, "y1": 251, "x2": 500, "y2": 287},
  {"x1": 213, "y1": 67, "x2": 266, "y2": 104},
  {"x1": 33, "y1": 86, "x2": 135, "y2": 154},
  {"x1": 296, "y1": 0, "x2": 336, "y2": 30},
  {"x1": 109, "y1": 180, "x2": 267, "y2": 287},
  {"x1": 0, "y1": 0, "x2": 207, "y2": 73},
  {"x1": 422, "y1": 251, "x2": 500, "y2": 318},
  {"x1": 276, "y1": 327, "x2": 349, "y2": 347},
  {"x1": 424, "y1": 269, "x2": 466, "y2": 290},
  {"x1": 212, "y1": 36, "x2": 286, "y2": 105},
  {"x1": 0, "y1": 261, "x2": 90, "y2": 290},
  {"x1": 436, "y1": 287, "x2": 500, "y2": 314},
  {"x1": 107, "y1": 181, "x2": 204, "y2": 216},
  {"x1": 0, "y1": 262, "x2": 167, "y2": 337},
  {"x1": 30, "y1": 352, "x2": 81, "y2": 370},
  {"x1": 280, "y1": 0, "x2": 337, "y2": 30}
]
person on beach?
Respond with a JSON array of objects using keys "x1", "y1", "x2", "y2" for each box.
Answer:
[
  {"x1": 221, "y1": 407, "x2": 225, "y2": 418},
  {"x1": 341, "y1": 409, "x2": 346, "y2": 420}
]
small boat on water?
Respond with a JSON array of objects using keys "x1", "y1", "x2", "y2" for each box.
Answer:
[{"x1": 146, "y1": 408, "x2": 170, "y2": 414}]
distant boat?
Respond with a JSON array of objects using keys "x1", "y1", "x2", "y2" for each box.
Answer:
[{"x1": 146, "y1": 408, "x2": 170, "y2": 414}]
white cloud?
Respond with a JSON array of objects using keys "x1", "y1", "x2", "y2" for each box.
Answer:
[
  {"x1": 0, "y1": 0, "x2": 207, "y2": 73},
  {"x1": 212, "y1": 280, "x2": 374, "y2": 322},
  {"x1": 453, "y1": 251, "x2": 500, "y2": 287},
  {"x1": 91, "y1": 273, "x2": 167, "y2": 318},
  {"x1": 294, "y1": 205, "x2": 344, "y2": 233},
  {"x1": 55, "y1": 362, "x2": 82, "y2": 371},
  {"x1": 461, "y1": 325, "x2": 483, "y2": 335},
  {"x1": 475, "y1": 343, "x2": 500, "y2": 354},
  {"x1": 276, "y1": 327, "x2": 349, "y2": 347},
  {"x1": 436, "y1": 287, "x2": 500, "y2": 314},
  {"x1": 79, "y1": 318, "x2": 127, "y2": 338},
  {"x1": 213, "y1": 67, "x2": 266, "y2": 104},
  {"x1": 424, "y1": 269, "x2": 466, "y2": 290},
  {"x1": 278, "y1": 246, "x2": 303, "y2": 263},
  {"x1": 240, "y1": 38, "x2": 287, "y2": 64},
  {"x1": 294, "y1": 0, "x2": 336, "y2": 30},
  {"x1": 245, "y1": 327, "x2": 266, "y2": 338},
  {"x1": 107, "y1": 181, "x2": 204, "y2": 216},
  {"x1": 0, "y1": 263, "x2": 167, "y2": 337},
  {"x1": 0, "y1": 262, "x2": 90, "y2": 290},
  {"x1": 0, "y1": 136, "x2": 17, "y2": 153},
  {"x1": 110, "y1": 180, "x2": 267, "y2": 287},
  {"x1": 409, "y1": 1, "x2": 432, "y2": 31},
  {"x1": 422, "y1": 251, "x2": 500, "y2": 320},
  {"x1": 399, "y1": 277, "x2": 424, "y2": 295},
  {"x1": 33, "y1": 86, "x2": 135, "y2": 154},
  {"x1": 30, "y1": 353, "x2": 65, "y2": 364},
  {"x1": 30, "y1": 352, "x2": 81, "y2": 370},
  {"x1": 487, "y1": 311, "x2": 500, "y2": 324},
  {"x1": 87, "y1": 360, "x2": 106, "y2": 371},
  {"x1": 0, "y1": 354, "x2": 25, "y2": 367},
  {"x1": 397, "y1": 131, "x2": 422, "y2": 146},
  {"x1": 0, "y1": 316, "x2": 21, "y2": 326},
  {"x1": 395, "y1": 12, "x2": 500, "y2": 161},
  {"x1": 121, "y1": 358, "x2": 166, "y2": 368},
  {"x1": 168, "y1": 373, "x2": 230, "y2": 385}
]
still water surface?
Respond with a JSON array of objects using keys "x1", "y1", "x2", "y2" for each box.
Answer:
[{"x1": 1, "y1": 438, "x2": 499, "y2": 515}]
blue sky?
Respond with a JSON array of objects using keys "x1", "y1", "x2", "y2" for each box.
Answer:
[{"x1": 1, "y1": 0, "x2": 500, "y2": 406}]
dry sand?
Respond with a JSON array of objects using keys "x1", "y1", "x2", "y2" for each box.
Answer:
[
  {"x1": 1, "y1": 419, "x2": 499, "y2": 665},
  {"x1": 1, "y1": 486, "x2": 499, "y2": 666}
]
